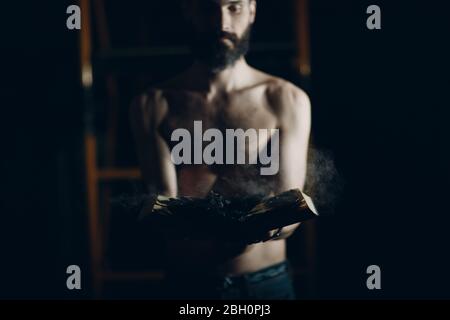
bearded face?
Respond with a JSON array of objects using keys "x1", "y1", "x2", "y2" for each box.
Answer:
[
  {"x1": 185, "y1": 0, "x2": 256, "y2": 73},
  {"x1": 191, "y1": 24, "x2": 252, "y2": 73}
]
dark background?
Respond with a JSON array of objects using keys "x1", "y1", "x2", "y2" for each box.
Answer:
[{"x1": 1, "y1": 0, "x2": 449, "y2": 299}]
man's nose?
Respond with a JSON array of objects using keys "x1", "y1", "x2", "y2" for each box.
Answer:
[
  {"x1": 219, "y1": 9, "x2": 232, "y2": 32},
  {"x1": 211, "y1": 8, "x2": 232, "y2": 33}
]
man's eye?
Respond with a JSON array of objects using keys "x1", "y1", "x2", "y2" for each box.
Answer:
[{"x1": 228, "y1": 4, "x2": 242, "y2": 14}]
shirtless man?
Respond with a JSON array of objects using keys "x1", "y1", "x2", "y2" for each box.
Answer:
[{"x1": 130, "y1": 0, "x2": 311, "y2": 299}]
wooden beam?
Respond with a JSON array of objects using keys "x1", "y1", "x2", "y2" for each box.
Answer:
[
  {"x1": 97, "y1": 168, "x2": 141, "y2": 180},
  {"x1": 80, "y1": 0, "x2": 93, "y2": 89},
  {"x1": 295, "y1": 0, "x2": 312, "y2": 78},
  {"x1": 80, "y1": 0, "x2": 103, "y2": 297}
]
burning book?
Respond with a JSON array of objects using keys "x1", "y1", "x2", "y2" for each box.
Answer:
[{"x1": 138, "y1": 189, "x2": 318, "y2": 242}]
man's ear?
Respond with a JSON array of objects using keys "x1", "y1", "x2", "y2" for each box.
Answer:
[{"x1": 249, "y1": 0, "x2": 257, "y2": 24}]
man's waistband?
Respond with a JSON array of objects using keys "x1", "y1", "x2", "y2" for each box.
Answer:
[
  {"x1": 165, "y1": 260, "x2": 290, "y2": 285},
  {"x1": 224, "y1": 260, "x2": 290, "y2": 284}
]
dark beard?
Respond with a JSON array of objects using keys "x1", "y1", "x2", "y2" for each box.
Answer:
[{"x1": 191, "y1": 25, "x2": 252, "y2": 73}]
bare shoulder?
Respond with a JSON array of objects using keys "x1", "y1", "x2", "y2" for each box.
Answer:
[
  {"x1": 259, "y1": 74, "x2": 311, "y2": 128},
  {"x1": 129, "y1": 87, "x2": 168, "y2": 131},
  {"x1": 129, "y1": 67, "x2": 197, "y2": 132},
  {"x1": 265, "y1": 76, "x2": 309, "y2": 109}
]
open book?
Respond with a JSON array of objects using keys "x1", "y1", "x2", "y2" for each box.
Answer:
[{"x1": 138, "y1": 189, "x2": 319, "y2": 242}]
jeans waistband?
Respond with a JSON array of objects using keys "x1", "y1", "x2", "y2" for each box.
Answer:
[{"x1": 219, "y1": 261, "x2": 290, "y2": 289}]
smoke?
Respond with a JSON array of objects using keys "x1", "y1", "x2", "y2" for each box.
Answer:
[
  {"x1": 110, "y1": 147, "x2": 344, "y2": 217},
  {"x1": 215, "y1": 165, "x2": 277, "y2": 197},
  {"x1": 304, "y1": 147, "x2": 344, "y2": 215},
  {"x1": 216, "y1": 147, "x2": 344, "y2": 216}
]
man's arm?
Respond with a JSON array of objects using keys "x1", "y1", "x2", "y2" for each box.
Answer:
[
  {"x1": 129, "y1": 90, "x2": 177, "y2": 197},
  {"x1": 265, "y1": 82, "x2": 312, "y2": 241}
]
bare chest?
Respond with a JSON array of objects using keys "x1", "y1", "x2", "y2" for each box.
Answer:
[
  {"x1": 160, "y1": 90, "x2": 278, "y2": 140},
  {"x1": 159, "y1": 89, "x2": 280, "y2": 196}
]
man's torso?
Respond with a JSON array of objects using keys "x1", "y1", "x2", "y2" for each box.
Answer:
[{"x1": 141, "y1": 70, "x2": 297, "y2": 275}]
